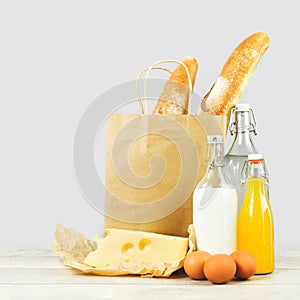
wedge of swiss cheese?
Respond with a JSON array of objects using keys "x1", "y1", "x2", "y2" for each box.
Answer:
[{"x1": 84, "y1": 228, "x2": 189, "y2": 268}]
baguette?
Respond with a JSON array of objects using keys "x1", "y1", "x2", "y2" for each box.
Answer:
[
  {"x1": 201, "y1": 32, "x2": 270, "y2": 116},
  {"x1": 153, "y1": 57, "x2": 198, "y2": 114}
]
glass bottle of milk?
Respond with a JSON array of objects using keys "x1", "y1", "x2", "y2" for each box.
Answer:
[
  {"x1": 224, "y1": 104, "x2": 269, "y2": 214},
  {"x1": 193, "y1": 135, "x2": 238, "y2": 255}
]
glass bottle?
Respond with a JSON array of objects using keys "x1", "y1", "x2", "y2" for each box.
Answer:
[
  {"x1": 238, "y1": 154, "x2": 274, "y2": 274},
  {"x1": 193, "y1": 135, "x2": 238, "y2": 255},
  {"x1": 224, "y1": 103, "x2": 269, "y2": 214}
]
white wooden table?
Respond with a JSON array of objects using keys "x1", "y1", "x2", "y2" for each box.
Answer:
[{"x1": 0, "y1": 249, "x2": 299, "y2": 299}]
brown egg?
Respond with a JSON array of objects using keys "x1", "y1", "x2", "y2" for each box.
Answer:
[
  {"x1": 203, "y1": 254, "x2": 236, "y2": 284},
  {"x1": 184, "y1": 250, "x2": 212, "y2": 279},
  {"x1": 231, "y1": 250, "x2": 257, "y2": 280}
]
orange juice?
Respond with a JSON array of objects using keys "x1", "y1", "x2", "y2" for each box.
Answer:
[{"x1": 238, "y1": 177, "x2": 274, "y2": 274}]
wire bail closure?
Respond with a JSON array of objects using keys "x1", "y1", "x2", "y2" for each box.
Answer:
[{"x1": 229, "y1": 106, "x2": 258, "y2": 136}]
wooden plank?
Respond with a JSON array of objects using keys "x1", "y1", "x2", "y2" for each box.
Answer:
[
  {"x1": 0, "y1": 267, "x2": 300, "y2": 286},
  {"x1": 1, "y1": 255, "x2": 300, "y2": 270},
  {"x1": 1, "y1": 249, "x2": 300, "y2": 269},
  {"x1": 275, "y1": 255, "x2": 300, "y2": 268},
  {"x1": 0, "y1": 249, "x2": 54, "y2": 257},
  {"x1": 0, "y1": 249, "x2": 300, "y2": 299},
  {"x1": 0, "y1": 256, "x2": 64, "y2": 269},
  {"x1": 1, "y1": 284, "x2": 300, "y2": 300},
  {"x1": 1, "y1": 248, "x2": 300, "y2": 257},
  {"x1": 275, "y1": 249, "x2": 300, "y2": 256}
]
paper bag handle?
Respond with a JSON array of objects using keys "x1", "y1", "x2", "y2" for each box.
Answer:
[
  {"x1": 136, "y1": 66, "x2": 172, "y2": 115},
  {"x1": 136, "y1": 60, "x2": 193, "y2": 115}
]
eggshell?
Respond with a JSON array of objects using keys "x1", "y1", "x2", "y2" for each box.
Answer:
[
  {"x1": 203, "y1": 254, "x2": 236, "y2": 284},
  {"x1": 184, "y1": 250, "x2": 212, "y2": 279},
  {"x1": 231, "y1": 250, "x2": 257, "y2": 279}
]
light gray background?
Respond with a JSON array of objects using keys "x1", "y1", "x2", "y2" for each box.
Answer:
[{"x1": 0, "y1": 0, "x2": 299, "y2": 249}]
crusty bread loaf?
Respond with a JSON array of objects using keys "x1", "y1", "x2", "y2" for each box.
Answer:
[
  {"x1": 153, "y1": 57, "x2": 198, "y2": 114},
  {"x1": 201, "y1": 32, "x2": 270, "y2": 116}
]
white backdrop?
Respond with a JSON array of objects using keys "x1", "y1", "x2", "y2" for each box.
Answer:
[{"x1": 0, "y1": 0, "x2": 299, "y2": 249}]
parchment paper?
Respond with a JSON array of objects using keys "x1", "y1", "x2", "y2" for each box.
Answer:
[{"x1": 52, "y1": 224, "x2": 196, "y2": 277}]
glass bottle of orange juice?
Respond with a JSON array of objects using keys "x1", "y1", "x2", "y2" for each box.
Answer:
[{"x1": 238, "y1": 154, "x2": 274, "y2": 274}]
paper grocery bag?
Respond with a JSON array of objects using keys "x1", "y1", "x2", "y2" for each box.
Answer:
[{"x1": 104, "y1": 113, "x2": 227, "y2": 237}]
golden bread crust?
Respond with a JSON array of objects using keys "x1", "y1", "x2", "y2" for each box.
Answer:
[
  {"x1": 201, "y1": 32, "x2": 270, "y2": 116},
  {"x1": 153, "y1": 57, "x2": 198, "y2": 114}
]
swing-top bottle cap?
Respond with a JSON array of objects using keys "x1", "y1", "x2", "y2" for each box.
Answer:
[
  {"x1": 248, "y1": 153, "x2": 263, "y2": 162},
  {"x1": 207, "y1": 135, "x2": 223, "y2": 144},
  {"x1": 235, "y1": 103, "x2": 250, "y2": 111},
  {"x1": 229, "y1": 103, "x2": 257, "y2": 135}
]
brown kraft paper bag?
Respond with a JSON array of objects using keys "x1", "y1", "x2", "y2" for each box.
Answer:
[{"x1": 104, "y1": 113, "x2": 227, "y2": 237}]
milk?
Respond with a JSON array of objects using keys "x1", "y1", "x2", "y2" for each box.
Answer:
[{"x1": 193, "y1": 187, "x2": 238, "y2": 254}]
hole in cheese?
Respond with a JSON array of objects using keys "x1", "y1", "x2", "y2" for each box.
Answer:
[
  {"x1": 121, "y1": 243, "x2": 134, "y2": 255},
  {"x1": 138, "y1": 238, "x2": 152, "y2": 251}
]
